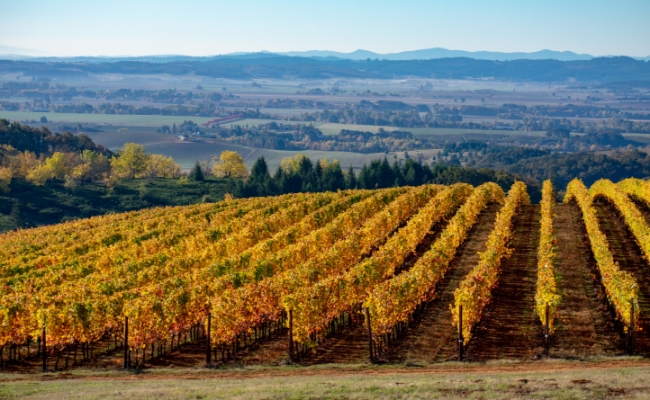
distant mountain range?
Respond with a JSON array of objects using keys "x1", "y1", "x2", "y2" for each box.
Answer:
[
  {"x1": 1, "y1": 46, "x2": 649, "y2": 63},
  {"x1": 2, "y1": 55, "x2": 649, "y2": 83},
  {"x1": 279, "y1": 48, "x2": 602, "y2": 61}
]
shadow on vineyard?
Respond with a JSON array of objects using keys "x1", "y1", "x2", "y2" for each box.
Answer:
[
  {"x1": 464, "y1": 204, "x2": 544, "y2": 360},
  {"x1": 595, "y1": 200, "x2": 650, "y2": 356},
  {"x1": 297, "y1": 199, "x2": 466, "y2": 365},
  {"x1": 375, "y1": 204, "x2": 502, "y2": 364},
  {"x1": 552, "y1": 203, "x2": 626, "y2": 357}
]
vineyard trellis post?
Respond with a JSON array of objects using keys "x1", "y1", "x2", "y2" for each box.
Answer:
[
  {"x1": 365, "y1": 308, "x2": 374, "y2": 363},
  {"x1": 628, "y1": 301, "x2": 634, "y2": 355},
  {"x1": 458, "y1": 305, "x2": 464, "y2": 361},
  {"x1": 288, "y1": 310, "x2": 294, "y2": 363},
  {"x1": 206, "y1": 313, "x2": 212, "y2": 366},
  {"x1": 42, "y1": 324, "x2": 47, "y2": 372},
  {"x1": 544, "y1": 303, "x2": 549, "y2": 356},
  {"x1": 123, "y1": 316, "x2": 129, "y2": 369}
]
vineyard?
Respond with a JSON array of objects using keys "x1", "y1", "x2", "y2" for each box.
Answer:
[{"x1": 1, "y1": 178, "x2": 650, "y2": 372}]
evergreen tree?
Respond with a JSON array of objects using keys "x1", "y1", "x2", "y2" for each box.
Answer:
[
  {"x1": 322, "y1": 162, "x2": 346, "y2": 192},
  {"x1": 250, "y1": 157, "x2": 270, "y2": 181},
  {"x1": 345, "y1": 166, "x2": 357, "y2": 189},
  {"x1": 379, "y1": 158, "x2": 394, "y2": 188},
  {"x1": 392, "y1": 160, "x2": 405, "y2": 187},
  {"x1": 189, "y1": 162, "x2": 204, "y2": 181}
]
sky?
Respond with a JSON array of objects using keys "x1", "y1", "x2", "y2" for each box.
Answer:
[{"x1": 2, "y1": 0, "x2": 650, "y2": 57}]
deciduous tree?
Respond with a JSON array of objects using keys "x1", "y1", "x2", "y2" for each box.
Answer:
[{"x1": 212, "y1": 151, "x2": 248, "y2": 178}]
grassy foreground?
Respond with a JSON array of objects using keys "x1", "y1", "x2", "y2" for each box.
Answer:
[{"x1": 1, "y1": 359, "x2": 649, "y2": 399}]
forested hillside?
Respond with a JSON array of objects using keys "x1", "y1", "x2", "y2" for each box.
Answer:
[{"x1": 1, "y1": 56, "x2": 649, "y2": 82}]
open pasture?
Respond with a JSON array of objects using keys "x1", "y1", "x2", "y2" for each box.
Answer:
[{"x1": 0, "y1": 111, "x2": 216, "y2": 127}]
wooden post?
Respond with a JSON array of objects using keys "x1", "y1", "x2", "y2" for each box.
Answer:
[
  {"x1": 365, "y1": 308, "x2": 374, "y2": 363},
  {"x1": 42, "y1": 325, "x2": 47, "y2": 372},
  {"x1": 288, "y1": 310, "x2": 294, "y2": 363},
  {"x1": 123, "y1": 316, "x2": 129, "y2": 369},
  {"x1": 628, "y1": 301, "x2": 634, "y2": 355},
  {"x1": 544, "y1": 303, "x2": 550, "y2": 356},
  {"x1": 206, "y1": 314, "x2": 212, "y2": 366},
  {"x1": 458, "y1": 305, "x2": 464, "y2": 361}
]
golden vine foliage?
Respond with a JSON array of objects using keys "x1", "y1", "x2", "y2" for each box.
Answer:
[
  {"x1": 590, "y1": 179, "x2": 650, "y2": 264},
  {"x1": 285, "y1": 184, "x2": 474, "y2": 344},
  {"x1": 618, "y1": 178, "x2": 650, "y2": 207},
  {"x1": 0, "y1": 191, "x2": 345, "y2": 348},
  {"x1": 451, "y1": 181, "x2": 530, "y2": 344},
  {"x1": 535, "y1": 180, "x2": 561, "y2": 332},
  {"x1": 2, "y1": 178, "x2": 645, "y2": 355},
  {"x1": 564, "y1": 179, "x2": 639, "y2": 329},
  {"x1": 208, "y1": 186, "x2": 429, "y2": 346},
  {"x1": 364, "y1": 182, "x2": 504, "y2": 337}
]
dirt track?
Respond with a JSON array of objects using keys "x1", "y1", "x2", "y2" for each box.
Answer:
[
  {"x1": 552, "y1": 203, "x2": 624, "y2": 357},
  {"x1": 377, "y1": 204, "x2": 501, "y2": 363},
  {"x1": 465, "y1": 204, "x2": 543, "y2": 361},
  {"x1": 595, "y1": 200, "x2": 650, "y2": 356}
]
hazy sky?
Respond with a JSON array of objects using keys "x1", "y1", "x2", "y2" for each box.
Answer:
[{"x1": 3, "y1": 0, "x2": 650, "y2": 57}]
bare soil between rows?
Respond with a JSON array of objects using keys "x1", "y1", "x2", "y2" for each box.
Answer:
[
  {"x1": 377, "y1": 204, "x2": 502, "y2": 363},
  {"x1": 595, "y1": 200, "x2": 650, "y2": 355}
]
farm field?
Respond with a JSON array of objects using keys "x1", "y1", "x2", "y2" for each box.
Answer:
[
  {"x1": 316, "y1": 123, "x2": 401, "y2": 136},
  {"x1": 85, "y1": 131, "x2": 256, "y2": 168},
  {"x1": 1, "y1": 177, "x2": 649, "y2": 380},
  {"x1": 84, "y1": 130, "x2": 407, "y2": 170},
  {"x1": 0, "y1": 111, "x2": 217, "y2": 127},
  {"x1": 406, "y1": 127, "x2": 547, "y2": 137}
]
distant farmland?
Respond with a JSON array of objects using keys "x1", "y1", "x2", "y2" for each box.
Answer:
[
  {"x1": 87, "y1": 130, "x2": 411, "y2": 170},
  {"x1": 0, "y1": 111, "x2": 217, "y2": 127}
]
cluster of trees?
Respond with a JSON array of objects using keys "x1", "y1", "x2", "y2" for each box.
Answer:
[
  {"x1": 264, "y1": 99, "x2": 334, "y2": 109},
  {"x1": 0, "y1": 84, "x2": 224, "y2": 105},
  {"x1": 290, "y1": 106, "x2": 650, "y2": 134},
  {"x1": 49, "y1": 102, "x2": 225, "y2": 117},
  {"x1": 206, "y1": 124, "x2": 432, "y2": 153},
  {"x1": 198, "y1": 118, "x2": 642, "y2": 154},
  {"x1": 437, "y1": 140, "x2": 650, "y2": 192},
  {"x1": 0, "y1": 146, "x2": 110, "y2": 189},
  {"x1": 295, "y1": 108, "x2": 428, "y2": 128},
  {"x1": 0, "y1": 119, "x2": 110, "y2": 156},
  {"x1": 234, "y1": 154, "x2": 524, "y2": 199},
  {"x1": 0, "y1": 142, "x2": 181, "y2": 191},
  {"x1": 436, "y1": 103, "x2": 650, "y2": 120},
  {"x1": 0, "y1": 120, "x2": 184, "y2": 192}
]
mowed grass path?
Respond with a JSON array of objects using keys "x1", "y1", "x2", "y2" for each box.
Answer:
[{"x1": 1, "y1": 359, "x2": 649, "y2": 399}]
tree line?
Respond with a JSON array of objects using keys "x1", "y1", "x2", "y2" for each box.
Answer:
[{"x1": 233, "y1": 154, "x2": 525, "y2": 199}]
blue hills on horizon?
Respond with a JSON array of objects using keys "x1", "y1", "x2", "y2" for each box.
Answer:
[{"x1": 1, "y1": 47, "x2": 649, "y2": 63}]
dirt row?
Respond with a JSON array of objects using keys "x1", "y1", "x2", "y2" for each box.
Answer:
[{"x1": 594, "y1": 200, "x2": 650, "y2": 356}]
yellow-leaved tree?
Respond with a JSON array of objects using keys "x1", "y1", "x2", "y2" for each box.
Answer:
[
  {"x1": 212, "y1": 151, "x2": 248, "y2": 178},
  {"x1": 45, "y1": 152, "x2": 69, "y2": 180},
  {"x1": 110, "y1": 143, "x2": 150, "y2": 179},
  {"x1": 18, "y1": 151, "x2": 40, "y2": 178},
  {"x1": 144, "y1": 154, "x2": 182, "y2": 179},
  {"x1": 26, "y1": 164, "x2": 53, "y2": 186},
  {"x1": 0, "y1": 167, "x2": 12, "y2": 193},
  {"x1": 279, "y1": 154, "x2": 308, "y2": 174}
]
